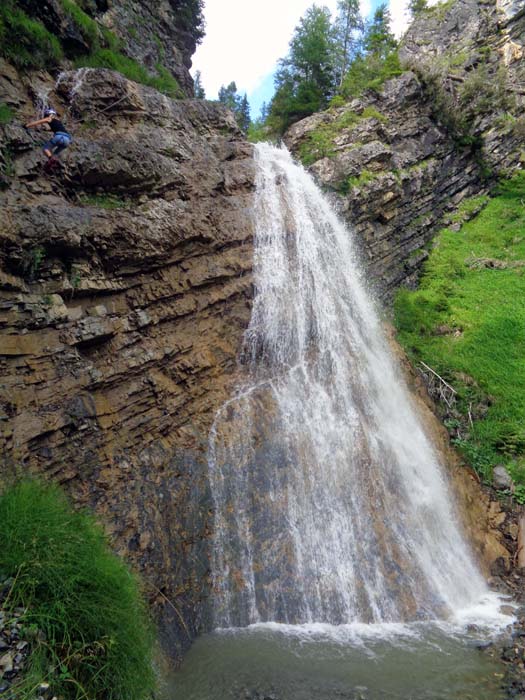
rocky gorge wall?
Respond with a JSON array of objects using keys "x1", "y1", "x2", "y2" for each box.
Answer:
[
  {"x1": 0, "y1": 62, "x2": 255, "y2": 656},
  {"x1": 0, "y1": 0, "x2": 523, "y2": 666},
  {"x1": 285, "y1": 0, "x2": 525, "y2": 298}
]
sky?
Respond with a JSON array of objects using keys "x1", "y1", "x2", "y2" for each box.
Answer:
[{"x1": 190, "y1": 0, "x2": 420, "y2": 119}]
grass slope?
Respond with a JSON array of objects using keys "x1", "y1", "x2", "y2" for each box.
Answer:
[
  {"x1": 394, "y1": 173, "x2": 525, "y2": 499},
  {"x1": 0, "y1": 481, "x2": 155, "y2": 700}
]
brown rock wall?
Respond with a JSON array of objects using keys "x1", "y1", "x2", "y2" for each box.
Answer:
[{"x1": 0, "y1": 66, "x2": 255, "y2": 658}]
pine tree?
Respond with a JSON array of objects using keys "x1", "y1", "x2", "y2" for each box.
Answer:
[
  {"x1": 268, "y1": 5, "x2": 337, "y2": 132},
  {"x1": 218, "y1": 82, "x2": 251, "y2": 132},
  {"x1": 218, "y1": 81, "x2": 239, "y2": 111},
  {"x1": 193, "y1": 70, "x2": 205, "y2": 99},
  {"x1": 408, "y1": 0, "x2": 428, "y2": 17},
  {"x1": 363, "y1": 3, "x2": 396, "y2": 59},
  {"x1": 334, "y1": 0, "x2": 364, "y2": 87},
  {"x1": 237, "y1": 93, "x2": 251, "y2": 132}
]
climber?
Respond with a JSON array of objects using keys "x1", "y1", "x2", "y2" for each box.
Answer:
[{"x1": 24, "y1": 108, "x2": 72, "y2": 173}]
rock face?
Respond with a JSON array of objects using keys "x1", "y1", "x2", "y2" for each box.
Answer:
[
  {"x1": 100, "y1": 0, "x2": 203, "y2": 96},
  {"x1": 285, "y1": 0, "x2": 525, "y2": 298},
  {"x1": 0, "y1": 64, "x2": 255, "y2": 657},
  {"x1": 16, "y1": 0, "x2": 199, "y2": 96}
]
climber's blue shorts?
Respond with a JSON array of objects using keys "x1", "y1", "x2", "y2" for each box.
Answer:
[{"x1": 43, "y1": 132, "x2": 72, "y2": 156}]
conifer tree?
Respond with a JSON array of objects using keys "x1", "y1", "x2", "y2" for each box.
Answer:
[
  {"x1": 363, "y1": 3, "x2": 397, "y2": 59},
  {"x1": 268, "y1": 5, "x2": 336, "y2": 132},
  {"x1": 218, "y1": 82, "x2": 251, "y2": 132},
  {"x1": 193, "y1": 70, "x2": 205, "y2": 99},
  {"x1": 408, "y1": 0, "x2": 428, "y2": 16},
  {"x1": 237, "y1": 93, "x2": 251, "y2": 132},
  {"x1": 334, "y1": 0, "x2": 364, "y2": 87}
]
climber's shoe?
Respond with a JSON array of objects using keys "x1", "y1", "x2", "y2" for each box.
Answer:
[{"x1": 43, "y1": 156, "x2": 60, "y2": 174}]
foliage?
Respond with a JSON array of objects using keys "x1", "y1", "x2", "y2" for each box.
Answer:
[
  {"x1": 408, "y1": 0, "x2": 429, "y2": 16},
  {"x1": 394, "y1": 172, "x2": 525, "y2": 491},
  {"x1": 268, "y1": 5, "x2": 337, "y2": 133},
  {"x1": 363, "y1": 3, "x2": 396, "y2": 59},
  {"x1": 298, "y1": 107, "x2": 387, "y2": 166},
  {"x1": 340, "y1": 49, "x2": 402, "y2": 98},
  {"x1": 79, "y1": 193, "x2": 129, "y2": 209},
  {"x1": 0, "y1": 1, "x2": 63, "y2": 69},
  {"x1": 333, "y1": 0, "x2": 364, "y2": 87},
  {"x1": 218, "y1": 81, "x2": 251, "y2": 132},
  {"x1": 61, "y1": 0, "x2": 100, "y2": 48},
  {"x1": 193, "y1": 69, "x2": 206, "y2": 98},
  {"x1": 0, "y1": 480, "x2": 155, "y2": 700},
  {"x1": 170, "y1": 0, "x2": 205, "y2": 44},
  {"x1": 74, "y1": 49, "x2": 183, "y2": 97}
]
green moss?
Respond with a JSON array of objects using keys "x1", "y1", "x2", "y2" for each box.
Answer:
[
  {"x1": 0, "y1": 103, "x2": 13, "y2": 124},
  {"x1": 0, "y1": 480, "x2": 156, "y2": 700},
  {"x1": 347, "y1": 169, "x2": 378, "y2": 189},
  {"x1": 298, "y1": 128, "x2": 336, "y2": 166},
  {"x1": 394, "y1": 172, "x2": 525, "y2": 490},
  {"x1": 0, "y1": 1, "x2": 63, "y2": 69},
  {"x1": 361, "y1": 106, "x2": 388, "y2": 123},
  {"x1": 150, "y1": 63, "x2": 183, "y2": 98},
  {"x1": 448, "y1": 194, "x2": 490, "y2": 224},
  {"x1": 80, "y1": 193, "x2": 129, "y2": 209}
]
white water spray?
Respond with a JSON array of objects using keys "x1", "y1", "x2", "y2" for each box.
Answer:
[{"x1": 208, "y1": 143, "x2": 496, "y2": 630}]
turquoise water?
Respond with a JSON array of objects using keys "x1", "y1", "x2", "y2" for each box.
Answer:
[{"x1": 167, "y1": 622, "x2": 505, "y2": 700}]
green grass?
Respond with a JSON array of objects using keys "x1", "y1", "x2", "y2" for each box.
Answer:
[
  {"x1": 74, "y1": 48, "x2": 183, "y2": 97},
  {"x1": 394, "y1": 172, "x2": 525, "y2": 490},
  {"x1": 0, "y1": 1, "x2": 63, "y2": 69},
  {"x1": 0, "y1": 480, "x2": 156, "y2": 700},
  {"x1": 80, "y1": 193, "x2": 130, "y2": 209},
  {"x1": 61, "y1": 0, "x2": 100, "y2": 48},
  {"x1": 298, "y1": 107, "x2": 388, "y2": 167}
]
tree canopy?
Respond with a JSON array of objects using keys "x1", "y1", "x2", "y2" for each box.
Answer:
[{"x1": 264, "y1": 1, "x2": 399, "y2": 136}]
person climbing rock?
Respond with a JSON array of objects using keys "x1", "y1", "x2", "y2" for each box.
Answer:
[{"x1": 25, "y1": 108, "x2": 72, "y2": 173}]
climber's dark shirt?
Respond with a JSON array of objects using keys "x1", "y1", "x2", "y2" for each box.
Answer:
[{"x1": 49, "y1": 117, "x2": 68, "y2": 134}]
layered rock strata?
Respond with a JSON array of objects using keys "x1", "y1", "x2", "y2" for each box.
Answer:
[
  {"x1": 285, "y1": 0, "x2": 525, "y2": 299},
  {"x1": 0, "y1": 64, "x2": 255, "y2": 656}
]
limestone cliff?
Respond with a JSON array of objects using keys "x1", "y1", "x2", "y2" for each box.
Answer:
[
  {"x1": 0, "y1": 63, "x2": 254, "y2": 656},
  {"x1": 285, "y1": 0, "x2": 524, "y2": 298}
]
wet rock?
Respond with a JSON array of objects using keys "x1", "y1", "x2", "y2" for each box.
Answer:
[{"x1": 494, "y1": 465, "x2": 514, "y2": 491}]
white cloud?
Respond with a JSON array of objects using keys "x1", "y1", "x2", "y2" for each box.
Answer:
[
  {"x1": 192, "y1": 0, "x2": 370, "y2": 99},
  {"x1": 390, "y1": 0, "x2": 442, "y2": 38},
  {"x1": 191, "y1": 0, "x2": 442, "y2": 102},
  {"x1": 389, "y1": 0, "x2": 411, "y2": 38}
]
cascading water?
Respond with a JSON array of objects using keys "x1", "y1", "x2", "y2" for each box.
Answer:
[{"x1": 208, "y1": 143, "x2": 497, "y2": 632}]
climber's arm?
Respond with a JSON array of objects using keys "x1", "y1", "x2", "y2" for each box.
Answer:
[{"x1": 25, "y1": 116, "x2": 51, "y2": 128}]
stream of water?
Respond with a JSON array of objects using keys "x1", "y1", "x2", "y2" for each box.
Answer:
[{"x1": 169, "y1": 143, "x2": 512, "y2": 698}]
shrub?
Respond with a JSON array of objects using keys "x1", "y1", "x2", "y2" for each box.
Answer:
[
  {"x1": 0, "y1": 480, "x2": 155, "y2": 700},
  {"x1": 340, "y1": 50, "x2": 402, "y2": 99}
]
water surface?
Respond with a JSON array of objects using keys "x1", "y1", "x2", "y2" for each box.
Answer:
[{"x1": 168, "y1": 622, "x2": 506, "y2": 700}]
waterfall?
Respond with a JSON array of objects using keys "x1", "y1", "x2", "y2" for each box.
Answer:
[{"x1": 208, "y1": 143, "x2": 490, "y2": 630}]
